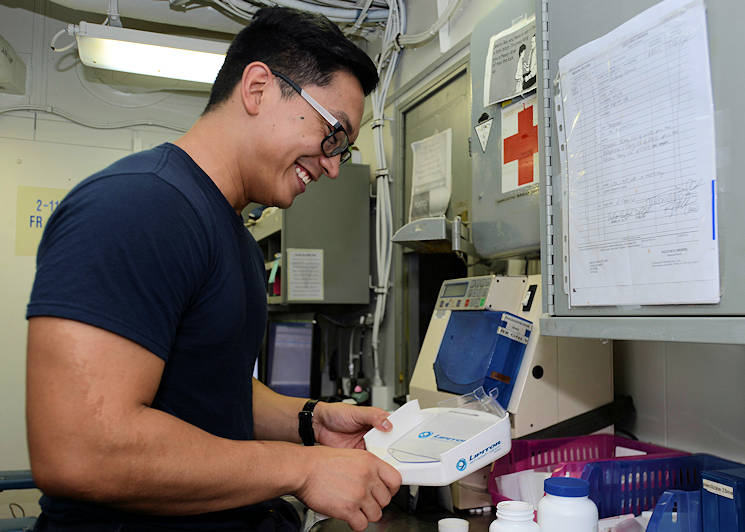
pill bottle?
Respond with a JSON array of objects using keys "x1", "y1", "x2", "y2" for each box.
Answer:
[
  {"x1": 537, "y1": 477, "x2": 598, "y2": 532},
  {"x1": 438, "y1": 517, "x2": 469, "y2": 531},
  {"x1": 489, "y1": 501, "x2": 540, "y2": 531}
]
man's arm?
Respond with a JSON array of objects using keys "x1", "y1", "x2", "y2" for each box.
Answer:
[
  {"x1": 252, "y1": 379, "x2": 392, "y2": 447},
  {"x1": 27, "y1": 317, "x2": 400, "y2": 530}
]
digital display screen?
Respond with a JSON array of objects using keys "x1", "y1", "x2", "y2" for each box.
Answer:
[{"x1": 442, "y1": 282, "x2": 468, "y2": 298}]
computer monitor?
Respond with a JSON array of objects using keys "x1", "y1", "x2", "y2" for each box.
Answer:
[{"x1": 265, "y1": 321, "x2": 315, "y2": 398}]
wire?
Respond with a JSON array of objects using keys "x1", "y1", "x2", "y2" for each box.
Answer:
[
  {"x1": 50, "y1": 27, "x2": 76, "y2": 52},
  {"x1": 0, "y1": 106, "x2": 188, "y2": 132},
  {"x1": 206, "y1": 0, "x2": 389, "y2": 24},
  {"x1": 8, "y1": 503, "x2": 25, "y2": 518},
  {"x1": 398, "y1": 0, "x2": 462, "y2": 47},
  {"x1": 316, "y1": 313, "x2": 367, "y2": 328},
  {"x1": 367, "y1": 0, "x2": 403, "y2": 389},
  {"x1": 349, "y1": 0, "x2": 375, "y2": 33}
]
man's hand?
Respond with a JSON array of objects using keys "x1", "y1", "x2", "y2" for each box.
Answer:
[
  {"x1": 296, "y1": 446, "x2": 401, "y2": 531},
  {"x1": 313, "y1": 402, "x2": 392, "y2": 449}
]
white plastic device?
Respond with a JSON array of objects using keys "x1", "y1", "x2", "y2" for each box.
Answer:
[{"x1": 364, "y1": 399, "x2": 511, "y2": 486}]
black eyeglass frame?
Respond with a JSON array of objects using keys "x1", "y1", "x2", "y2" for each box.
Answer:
[{"x1": 272, "y1": 70, "x2": 353, "y2": 164}]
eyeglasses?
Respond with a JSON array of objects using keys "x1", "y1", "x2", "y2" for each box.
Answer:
[{"x1": 272, "y1": 70, "x2": 352, "y2": 165}]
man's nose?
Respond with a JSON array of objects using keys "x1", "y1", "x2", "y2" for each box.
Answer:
[{"x1": 320, "y1": 153, "x2": 341, "y2": 179}]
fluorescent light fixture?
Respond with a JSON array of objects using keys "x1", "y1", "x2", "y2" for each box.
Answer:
[{"x1": 73, "y1": 21, "x2": 228, "y2": 84}]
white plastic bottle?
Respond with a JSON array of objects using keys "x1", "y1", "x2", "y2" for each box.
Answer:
[
  {"x1": 537, "y1": 477, "x2": 598, "y2": 532},
  {"x1": 489, "y1": 501, "x2": 540, "y2": 531}
]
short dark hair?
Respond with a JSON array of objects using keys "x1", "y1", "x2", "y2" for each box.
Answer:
[{"x1": 205, "y1": 7, "x2": 378, "y2": 113}]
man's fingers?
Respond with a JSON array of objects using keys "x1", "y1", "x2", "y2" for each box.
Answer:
[
  {"x1": 347, "y1": 510, "x2": 369, "y2": 532},
  {"x1": 378, "y1": 461, "x2": 402, "y2": 495},
  {"x1": 360, "y1": 494, "x2": 383, "y2": 524},
  {"x1": 371, "y1": 481, "x2": 392, "y2": 509},
  {"x1": 376, "y1": 416, "x2": 392, "y2": 432},
  {"x1": 351, "y1": 405, "x2": 392, "y2": 432}
]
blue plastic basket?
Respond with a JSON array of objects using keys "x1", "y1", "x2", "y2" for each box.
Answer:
[
  {"x1": 647, "y1": 490, "x2": 701, "y2": 532},
  {"x1": 580, "y1": 453, "x2": 743, "y2": 518}
]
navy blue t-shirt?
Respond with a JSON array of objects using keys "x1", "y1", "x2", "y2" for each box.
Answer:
[{"x1": 26, "y1": 144, "x2": 292, "y2": 529}]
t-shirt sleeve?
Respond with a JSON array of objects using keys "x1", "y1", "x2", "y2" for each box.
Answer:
[{"x1": 27, "y1": 173, "x2": 210, "y2": 361}]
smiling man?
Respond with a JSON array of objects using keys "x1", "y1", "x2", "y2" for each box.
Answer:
[{"x1": 26, "y1": 7, "x2": 400, "y2": 532}]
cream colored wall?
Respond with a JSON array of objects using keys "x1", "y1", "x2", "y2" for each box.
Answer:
[
  {"x1": 0, "y1": 1, "x2": 205, "y2": 478},
  {"x1": 615, "y1": 341, "x2": 745, "y2": 464}
]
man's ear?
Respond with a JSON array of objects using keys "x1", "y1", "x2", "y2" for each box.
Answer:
[{"x1": 239, "y1": 62, "x2": 273, "y2": 116}]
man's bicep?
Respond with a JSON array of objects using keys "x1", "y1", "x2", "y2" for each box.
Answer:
[{"x1": 26, "y1": 317, "x2": 165, "y2": 487}]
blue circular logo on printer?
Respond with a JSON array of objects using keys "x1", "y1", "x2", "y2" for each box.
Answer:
[
  {"x1": 418, "y1": 431, "x2": 433, "y2": 438},
  {"x1": 456, "y1": 459, "x2": 467, "y2": 471}
]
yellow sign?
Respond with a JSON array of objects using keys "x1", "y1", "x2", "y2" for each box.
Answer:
[{"x1": 15, "y1": 186, "x2": 70, "y2": 256}]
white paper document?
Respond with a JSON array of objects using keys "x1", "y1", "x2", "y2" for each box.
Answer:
[
  {"x1": 287, "y1": 248, "x2": 324, "y2": 301},
  {"x1": 484, "y1": 15, "x2": 537, "y2": 106},
  {"x1": 557, "y1": 0, "x2": 719, "y2": 306},
  {"x1": 408, "y1": 129, "x2": 452, "y2": 222}
]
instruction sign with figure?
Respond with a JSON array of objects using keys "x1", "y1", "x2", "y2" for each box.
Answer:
[{"x1": 484, "y1": 15, "x2": 537, "y2": 106}]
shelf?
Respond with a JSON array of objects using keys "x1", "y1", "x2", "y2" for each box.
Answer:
[
  {"x1": 540, "y1": 316, "x2": 745, "y2": 345},
  {"x1": 267, "y1": 295, "x2": 283, "y2": 305},
  {"x1": 246, "y1": 208, "x2": 282, "y2": 242}
]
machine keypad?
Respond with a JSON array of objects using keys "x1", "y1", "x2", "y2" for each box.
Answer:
[{"x1": 438, "y1": 277, "x2": 492, "y2": 309}]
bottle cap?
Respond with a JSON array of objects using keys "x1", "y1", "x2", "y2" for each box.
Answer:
[
  {"x1": 544, "y1": 477, "x2": 590, "y2": 497},
  {"x1": 496, "y1": 500, "x2": 534, "y2": 519},
  {"x1": 438, "y1": 517, "x2": 469, "y2": 531}
]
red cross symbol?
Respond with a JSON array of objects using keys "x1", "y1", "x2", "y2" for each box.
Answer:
[{"x1": 503, "y1": 105, "x2": 539, "y2": 186}]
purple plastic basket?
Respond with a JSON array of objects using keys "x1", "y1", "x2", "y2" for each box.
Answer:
[{"x1": 488, "y1": 434, "x2": 686, "y2": 505}]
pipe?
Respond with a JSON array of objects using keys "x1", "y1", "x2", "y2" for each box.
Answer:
[{"x1": 49, "y1": 0, "x2": 246, "y2": 34}]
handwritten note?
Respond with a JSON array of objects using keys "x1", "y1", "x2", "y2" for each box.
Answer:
[
  {"x1": 557, "y1": 0, "x2": 719, "y2": 306},
  {"x1": 15, "y1": 186, "x2": 69, "y2": 256}
]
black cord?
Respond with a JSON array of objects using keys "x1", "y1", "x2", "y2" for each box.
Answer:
[
  {"x1": 9, "y1": 502, "x2": 26, "y2": 518},
  {"x1": 614, "y1": 428, "x2": 639, "y2": 441},
  {"x1": 316, "y1": 313, "x2": 367, "y2": 328}
]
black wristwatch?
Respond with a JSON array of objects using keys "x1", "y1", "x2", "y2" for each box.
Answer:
[{"x1": 298, "y1": 399, "x2": 319, "y2": 446}]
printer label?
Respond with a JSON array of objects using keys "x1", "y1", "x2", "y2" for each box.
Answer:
[
  {"x1": 497, "y1": 314, "x2": 532, "y2": 345},
  {"x1": 703, "y1": 479, "x2": 734, "y2": 499}
]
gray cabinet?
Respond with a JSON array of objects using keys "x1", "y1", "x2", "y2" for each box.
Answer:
[{"x1": 247, "y1": 163, "x2": 370, "y2": 305}]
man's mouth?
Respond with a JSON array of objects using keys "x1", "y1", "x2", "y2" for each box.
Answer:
[{"x1": 295, "y1": 164, "x2": 312, "y2": 185}]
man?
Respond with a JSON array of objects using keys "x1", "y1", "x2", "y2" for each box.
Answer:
[{"x1": 25, "y1": 7, "x2": 401, "y2": 532}]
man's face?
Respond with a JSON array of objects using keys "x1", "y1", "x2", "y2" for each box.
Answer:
[{"x1": 247, "y1": 69, "x2": 365, "y2": 209}]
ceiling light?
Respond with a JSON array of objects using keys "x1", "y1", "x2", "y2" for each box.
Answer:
[{"x1": 71, "y1": 22, "x2": 228, "y2": 84}]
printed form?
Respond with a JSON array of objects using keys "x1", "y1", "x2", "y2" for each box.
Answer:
[{"x1": 556, "y1": 0, "x2": 719, "y2": 307}]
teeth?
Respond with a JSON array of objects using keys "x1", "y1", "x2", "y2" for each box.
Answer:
[{"x1": 295, "y1": 166, "x2": 311, "y2": 185}]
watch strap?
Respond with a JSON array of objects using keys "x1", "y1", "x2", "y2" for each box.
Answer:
[{"x1": 298, "y1": 399, "x2": 318, "y2": 446}]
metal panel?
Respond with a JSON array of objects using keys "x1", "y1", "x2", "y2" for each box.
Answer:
[
  {"x1": 541, "y1": 0, "x2": 745, "y2": 326},
  {"x1": 470, "y1": 0, "x2": 539, "y2": 258},
  {"x1": 281, "y1": 163, "x2": 370, "y2": 304},
  {"x1": 403, "y1": 70, "x2": 471, "y2": 226}
]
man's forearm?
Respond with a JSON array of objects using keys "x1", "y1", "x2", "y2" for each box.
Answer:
[{"x1": 252, "y1": 378, "x2": 308, "y2": 442}]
